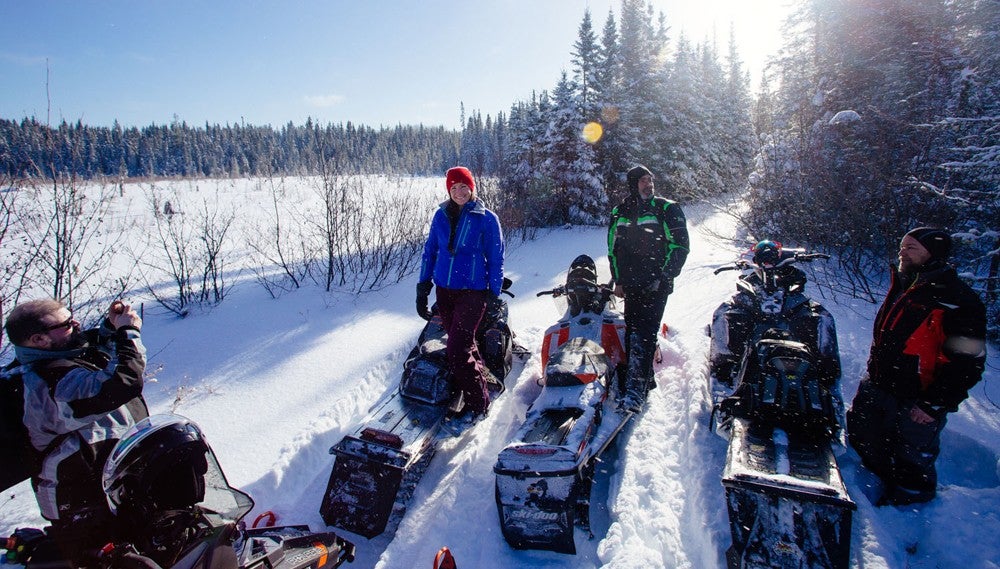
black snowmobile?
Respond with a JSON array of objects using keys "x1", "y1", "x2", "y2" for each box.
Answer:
[
  {"x1": 320, "y1": 279, "x2": 523, "y2": 539},
  {"x1": 493, "y1": 255, "x2": 632, "y2": 554},
  {"x1": 3, "y1": 414, "x2": 355, "y2": 569},
  {"x1": 707, "y1": 241, "x2": 855, "y2": 569}
]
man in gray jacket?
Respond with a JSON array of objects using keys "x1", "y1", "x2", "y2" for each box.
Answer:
[{"x1": 4, "y1": 298, "x2": 148, "y2": 561}]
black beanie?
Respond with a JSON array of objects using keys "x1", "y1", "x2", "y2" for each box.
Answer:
[
  {"x1": 905, "y1": 227, "x2": 952, "y2": 260},
  {"x1": 626, "y1": 165, "x2": 653, "y2": 192}
]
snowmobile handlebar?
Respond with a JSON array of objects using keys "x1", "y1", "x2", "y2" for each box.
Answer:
[
  {"x1": 792, "y1": 252, "x2": 830, "y2": 262},
  {"x1": 501, "y1": 276, "x2": 515, "y2": 298},
  {"x1": 713, "y1": 251, "x2": 830, "y2": 274},
  {"x1": 536, "y1": 282, "x2": 613, "y2": 298},
  {"x1": 713, "y1": 264, "x2": 744, "y2": 275}
]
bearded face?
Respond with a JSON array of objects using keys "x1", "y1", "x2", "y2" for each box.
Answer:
[{"x1": 898, "y1": 235, "x2": 932, "y2": 274}]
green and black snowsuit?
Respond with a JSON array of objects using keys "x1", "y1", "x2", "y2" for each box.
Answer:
[
  {"x1": 607, "y1": 194, "x2": 689, "y2": 292},
  {"x1": 607, "y1": 168, "x2": 689, "y2": 402}
]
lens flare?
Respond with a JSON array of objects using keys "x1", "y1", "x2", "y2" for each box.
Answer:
[{"x1": 582, "y1": 122, "x2": 604, "y2": 144}]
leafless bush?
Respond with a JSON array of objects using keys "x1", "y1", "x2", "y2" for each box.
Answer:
[
  {"x1": 246, "y1": 176, "x2": 313, "y2": 298},
  {"x1": 15, "y1": 175, "x2": 136, "y2": 324},
  {"x1": 478, "y1": 176, "x2": 539, "y2": 244},
  {"x1": 195, "y1": 190, "x2": 240, "y2": 304},
  {"x1": 0, "y1": 177, "x2": 40, "y2": 323},
  {"x1": 141, "y1": 186, "x2": 196, "y2": 316},
  {"x1": 352, "y1": 183, "x2": 425, "y2": 291},
  {"x1": 304, "y1": 170, "x2": 430, "y2": 293},
  {"x1": 140, "y1": 185, "x2": 240, "y2": 315}
]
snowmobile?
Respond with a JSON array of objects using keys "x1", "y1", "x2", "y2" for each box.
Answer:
[
  {"x1": 493, "y1": 255, "x2": 631, "y2": 555},
  {"x1": 707, "y1": 241, "x2": 855, "y2": 569},
  {"x1": 320, "y1": 278, "x2": 522, "y2": 539},
  {"x1": 3, "y1": 414, "x2": 355, "y2": 569}
]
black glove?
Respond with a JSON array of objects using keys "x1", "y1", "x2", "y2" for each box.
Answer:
[
  {"x1": 486, "y1": 291, "x2": 503, "y2": 313},
  {"x1": 416, "y1": 281, "x2": 433, "y2": 320}
]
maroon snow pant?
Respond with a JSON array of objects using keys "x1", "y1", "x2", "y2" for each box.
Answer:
[{"x1": 435, "y1": 287, "x2": 491, "y2": 415}]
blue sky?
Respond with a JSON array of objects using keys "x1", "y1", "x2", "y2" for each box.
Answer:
[{"x1": 0, "y1": 0, "x2": 785, "y2": 130}]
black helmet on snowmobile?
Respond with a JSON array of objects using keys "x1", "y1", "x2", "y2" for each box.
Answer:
[
  {"x1": 103, "y1": 414, "x2": 253, "y2": 524},
  {"x1": 752, "y1": 240, "x2": 783, "y2": 267},
  {"x1": 565, "y1": 255, "x2": 602, "y2": 316}
]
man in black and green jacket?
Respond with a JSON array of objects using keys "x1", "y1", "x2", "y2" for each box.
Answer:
[{"x1": 608, "y1": 165, "x2": 689, "y2": 412}]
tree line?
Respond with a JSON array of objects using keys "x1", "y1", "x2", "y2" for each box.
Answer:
[
  {"x1": 0, "y1": 117, "x2": 460, "y2": 180},
  {"x1": 1, "y1": 0, "x2": 756, "y2": 228}
]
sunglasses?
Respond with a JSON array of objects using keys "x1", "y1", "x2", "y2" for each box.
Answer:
[{"x1": 40, "y1": 316, "x2": 76, "y2": 333}]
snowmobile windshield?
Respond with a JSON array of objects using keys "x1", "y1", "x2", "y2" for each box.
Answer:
[
  {"x1": 199, "y1": 448, "x2": 254, "y2": 523},
  {"x1": 103, "y1": 414, "x2": 254, "y2": 525}
]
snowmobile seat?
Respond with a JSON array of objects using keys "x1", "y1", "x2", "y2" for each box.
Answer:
[
  {"x1": 722, "y1": 336, "x2": 836, "y2": 438},
  {"x1": 544, "y1": 337, "x2": 608, "y2": 387}
]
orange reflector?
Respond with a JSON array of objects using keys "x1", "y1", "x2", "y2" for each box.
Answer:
[{"x1": 313, "y1": 542, "x2": 328, "y2": 566}]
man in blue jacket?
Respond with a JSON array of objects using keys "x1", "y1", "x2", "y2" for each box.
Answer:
[{"x1": 417, "y1": 167, "x2": 504, "y2": 431}]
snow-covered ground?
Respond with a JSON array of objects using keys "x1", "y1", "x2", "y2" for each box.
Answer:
[{"x1": 2, "y1": 182, "x2": 998, "y2": 568}]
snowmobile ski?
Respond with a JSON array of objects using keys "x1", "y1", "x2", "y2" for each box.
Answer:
[{"x1": 433, "y1": 546, "x2": 457, "y2": 569}]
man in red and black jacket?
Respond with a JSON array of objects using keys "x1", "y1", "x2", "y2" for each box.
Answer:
[{"x1": 847, "y1": 227, "x2": 986, "y2": 506}]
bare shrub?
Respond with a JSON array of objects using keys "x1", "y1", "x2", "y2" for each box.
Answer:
[
  {"x1": 141, "y1": 185, "x2": 197, "y2": 316},
  {"x1": 140, "y1": 184, "x2": 240, "y2": 315},
  {"x1": 304, "y1": 171, "x2": 430, "y2": 293},
  {"x1": 247, "y1": 176, "x2": 315, "y2": 298}
]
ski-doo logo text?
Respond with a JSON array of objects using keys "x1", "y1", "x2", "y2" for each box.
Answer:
[{"x1": 509, "y1": 509, "x2": 560, "y2": 521}]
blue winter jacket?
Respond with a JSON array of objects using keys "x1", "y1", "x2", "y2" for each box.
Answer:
[{"x1": 419, "y1": 199, "x2": 504, "y2": 296}]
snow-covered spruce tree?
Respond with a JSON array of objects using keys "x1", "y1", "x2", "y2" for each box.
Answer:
[
  {"x1": 499, "y1": 94, "x2": 552, "y2": 237},
  {"x1": 592, "y1": 7, "x2": 629, "y2": 198},
  {"x1": 573, "y1": 9, "x2": 602, "y2": 124},
  {"x1": 656, "y1": 34, "x2": 705, "y2": 201},
  {"x1": 748, "y1": 0, "x2": 998, "y2": 319},
  {"x1": 616, "y1": 0, "x2": 664, "y2": 174},
  {"x1": 459, "y1": 111, "x2": 488, "y2": 176},
  {"x1": 719, "y1": 26, "x2": 757, "y2": 193},
  {"x1": 538, "y1": 72, "x2": 607, "y2": 225},
  {"x1": 912, "y1": 0, "x2": 1000, "y2": 338}
]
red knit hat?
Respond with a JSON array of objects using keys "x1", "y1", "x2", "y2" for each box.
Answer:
[{"x1": 445, "y1": 167, "x2": 475, "y2": 193}]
